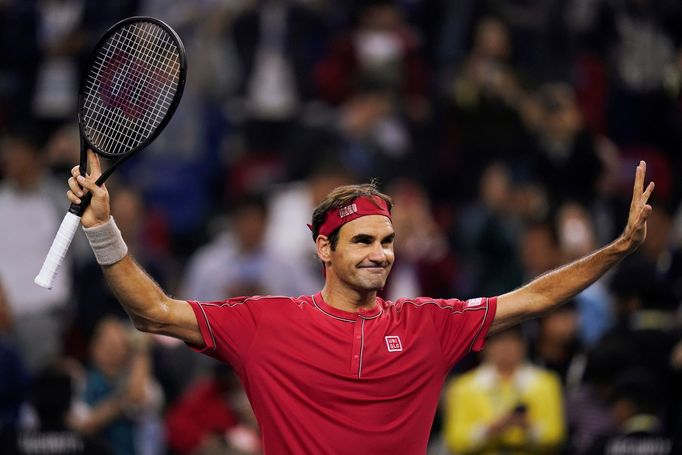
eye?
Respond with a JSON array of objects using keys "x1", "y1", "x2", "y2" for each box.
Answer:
[{"x1": 382, "y1": 235, "x2": 395, "y2": 246}]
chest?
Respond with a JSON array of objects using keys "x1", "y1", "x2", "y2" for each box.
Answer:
[{"x1": 243, "y1": 308, "x2": 445, "y2": 401}]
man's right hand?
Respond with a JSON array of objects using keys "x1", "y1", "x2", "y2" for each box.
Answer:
[{"x1": 67, "y1": 149, "x2": 111, "y2": 228}]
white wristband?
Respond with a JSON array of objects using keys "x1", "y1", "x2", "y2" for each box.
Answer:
[{"x1": 83, "y1": 216, "x2": 128, "y2": 265}]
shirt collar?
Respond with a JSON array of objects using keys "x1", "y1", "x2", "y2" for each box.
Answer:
[{"x1": 312, "y1": 292, "x2": 383, "y2": 322}]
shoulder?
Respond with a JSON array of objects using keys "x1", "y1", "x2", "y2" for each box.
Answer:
[
  {"x1": 386, "y1": 296, "x2": 489, "y2": 313},
  {"x1": 519, "y1": 365, "x2": 562, "y2": 391},
  {"x1": 193, "y1": 295, "x2": 312, "y2": 309}
]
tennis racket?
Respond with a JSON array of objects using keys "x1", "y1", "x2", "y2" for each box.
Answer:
[{"x1": 35, "y1": 16, "x2": 187, "y2": 289}]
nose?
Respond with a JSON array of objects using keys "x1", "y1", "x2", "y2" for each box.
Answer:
[{"x1": 368, "y1": 241, "x2": 389, "y2": 264}]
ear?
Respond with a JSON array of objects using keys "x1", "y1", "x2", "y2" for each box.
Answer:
[{"x1": 316, "y1": 235, "x2": 332, "y2": 264}]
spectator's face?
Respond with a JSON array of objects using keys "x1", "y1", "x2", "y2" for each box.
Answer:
[
  {"x1": 474, "y1": 17, "x2": 511, "y2": 60},
  {"x1": 235, "y1": 206, "x2": 267, "y2": 252},
  {"x1": 485, "y1": 332, "x2": 526, "y2": 372},
  {"x1": 326, "y1": 215, "x2": 395, "y2": 292},
  {"x1": 480, "y1": 162, "x2": 512, "y2": 211},
  {"x1": 91, "y1": 319, "x2": 130, "y2": 376},
  {"x1": 360, "y1": 5, "x2": 402, "y2": 32},
  {"x1": 521, "y1": 225, "x2": 559, "y2": 277},
  {"x1": 0, "y1": 138, "x2": 40, "y2": 184},
  {"x1": 557, "y1": 203, "x2": 596, "y2": 259},
  {"x1": 540, "y1": 309, "x2": 578, "y2": 343}
]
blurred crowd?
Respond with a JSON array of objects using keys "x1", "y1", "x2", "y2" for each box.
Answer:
[{"x1": 1, "y1": 0, "x2": 682, "y2": 454}]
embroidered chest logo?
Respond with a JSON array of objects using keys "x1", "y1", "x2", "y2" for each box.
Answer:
[
  {"x1": 385, "y1": 336, "x2": 403, "y2": 352},
  {"x1": 338, "y1": 203, "x2": 358, "y2": 218}
]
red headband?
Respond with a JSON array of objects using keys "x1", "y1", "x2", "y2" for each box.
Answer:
[{"x1": 308, "y1": 195, "x2": 392, "y2": 238}]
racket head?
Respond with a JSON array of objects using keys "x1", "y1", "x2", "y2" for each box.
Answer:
[{"x1": 77, "y1": 16, "x2": 187, "y2": 159}]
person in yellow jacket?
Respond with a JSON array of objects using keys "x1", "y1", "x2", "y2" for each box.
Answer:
[{"x1": 443, "y1": 327, "x2": 565, "y2": 454}]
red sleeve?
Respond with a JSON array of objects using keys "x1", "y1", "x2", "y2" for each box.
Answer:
[
  {"x1": 186, "y1": 296, "x2": 265, "y2": 370},
  {"x1": 420, "y1": 296, "x2": 497, "y2": 368}
]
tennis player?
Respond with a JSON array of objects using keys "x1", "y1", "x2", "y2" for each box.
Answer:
[{"x1": 67, "y1": 150, "x2": 654, "y2": 454}]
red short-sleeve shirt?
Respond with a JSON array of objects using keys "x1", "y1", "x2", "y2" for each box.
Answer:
[{"x1": 187, "y1": 293, "x2": 496, "y2": 454}]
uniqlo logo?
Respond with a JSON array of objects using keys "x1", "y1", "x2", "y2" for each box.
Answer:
[
  {"x1": 466, "y1": 297, "x2": 484, "y2": 308},
  {"x1": 385, "y1": 336, "x2": 403, "y2": 352}
]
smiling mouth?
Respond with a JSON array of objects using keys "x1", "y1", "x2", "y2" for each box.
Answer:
[{"x1": 359, "y1": 266, "x2": 386, "y2": 272}]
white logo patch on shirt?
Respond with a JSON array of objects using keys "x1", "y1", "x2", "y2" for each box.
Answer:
[
  {"x1": 466, "y1": 297, "x2": 484, "y2": 308},
  {"x1": 385, "y1": 336, "x2": 403, "y2": 352}
]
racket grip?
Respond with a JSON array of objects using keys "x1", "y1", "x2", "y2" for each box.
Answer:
[{"x1": 34, "y1": 212, "x2": 82, "y2": 289}]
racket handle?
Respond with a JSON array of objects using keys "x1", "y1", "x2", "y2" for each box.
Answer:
[{"x1": 35, "y1": 212, "x2": 82, "y2": 289}]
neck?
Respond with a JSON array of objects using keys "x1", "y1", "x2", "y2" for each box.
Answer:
[
  {"x1": 496, "y1": 365, "x2": 517, "y2": 378},
  {"x1": 321, "y1": 282, "x2": 377, "y2": 313}
]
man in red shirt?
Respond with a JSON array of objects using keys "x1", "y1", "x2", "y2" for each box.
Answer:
[{"x1": 66, "y1": 151, "x2": 654, "y2": 454}]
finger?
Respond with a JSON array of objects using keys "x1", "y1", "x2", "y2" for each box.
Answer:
[
  {"x1": 68, "y1": 177, "x2": 84, "y2": 197},
  {"x1": 71, "y1": 165, "x2": 82, "y2": 178},
  {"x1": 632, "y1": 161, "x2": 645, "y2": 203},
  {"x1": 76, "y1": 174, "x2": 105, "y2": 198},
  {"x1": 67, "y1": 190, "x2": 82, "y2": 205},
  {"x1": 641, "y1": 181, "x2": 655, "y2": 203},
  {"x1": 638, "y1": 204, "x2": 653, "y2": 225},
  {"x1": 87, "y1": 149, "x2": 102, "y2": 179}
]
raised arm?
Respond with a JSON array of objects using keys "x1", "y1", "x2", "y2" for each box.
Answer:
[
  {"x1": 68, "y1": 150, "x2": 202, "y2": 345},
  {"x1": 490, "y1": 161, "x2": 655, "y2": 334}
]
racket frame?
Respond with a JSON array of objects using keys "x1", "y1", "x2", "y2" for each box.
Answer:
[{"x1": 71, "y1": 15, "x2": 187, "y2": 216}]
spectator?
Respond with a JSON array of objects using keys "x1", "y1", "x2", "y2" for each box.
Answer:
[
  {"x1": 525, "y1": 82, "x2": 605, "y2": 207},
  {"x1": 565, "y1": 337, "x2": 632, "y2": 454},
  {"x1": 586, "y1": 369, "x2": 676, "y2": 455},
  {"x1": 165, "y1": 363, "x2": 259, "y2": 455},
  {"x1": 530, "y1": 301, "x2": 583, "y2": 387},
  {"x1": 0, "y1": 279, "x2": 30, "y2": 433},
  {"x1": 0, "y1": 126, "x2": 71, "y2": 373},
  {"x1": 127, "y1": 0, "x2": 240, "y2": 257},
  {"x1": 456, "y1": 161, "x2": 525, "y2": 297},
  {"x1": 287, "y1": 83, "x2": 413, "y2": 183},
  {"x1": 556, "y1": 202, "x2": 614, "y2": 346},
  {"x1": 181, "y1": 193, "x2": 308, "y2": 300},
  {"x1": 384, "y1": 178, "x2": 458, "y2": 300},
  {"x1": 482, "y1": 0, "x2": 573, "y2": 83},
  {"x1": 0, "y1": 365, "x2": 113, "y2": 455},
  {"x1": 31, "y1": 0, "x2": 92, "y2": 129},
  {"x1": 606, "y1": 260, "x2": 679, "y2": 411},
  {"x1": 71, "y1": 317, "x2": 163, "y2": 455},
  {"x1": 519, "y1": 220, "x2": 562, "y2": 282},
  {"x1": 443, "y1": 327, "x2": 566, "y2": 454},
  {"x1": 0, "y1": 2, "x2": 40, "y2": 124},
  {"x1": 314, "y1": 0, "x2": 430, "y2": 120},
  {"x1": 595, "y1": 0, "x2": 682, "y2": 151},
  {"x1": 438, "y1": 16, "x2": 527, "y2": 203}
]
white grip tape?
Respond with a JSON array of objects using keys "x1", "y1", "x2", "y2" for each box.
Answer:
[{"x1": 35, "y1": 211, "x2": 81, "y2": 289}]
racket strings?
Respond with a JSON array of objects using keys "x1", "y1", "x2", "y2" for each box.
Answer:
[
  {"x1": 82, "y1": 21, "x2": 181, "y2": 156},
  {"x1": 96, "y1": 24, "x2": 175, "y2": 151},
  {"x1": 90, "y1": 22, "x2": 178, "y2": 140},
  {"x1": 87, "y1": 22, "x2": 178, "y2": 152}
]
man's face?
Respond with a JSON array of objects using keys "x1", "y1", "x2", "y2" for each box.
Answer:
[{"x1": 327, "y1": 215, "x2": 395, "y2": 292}]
